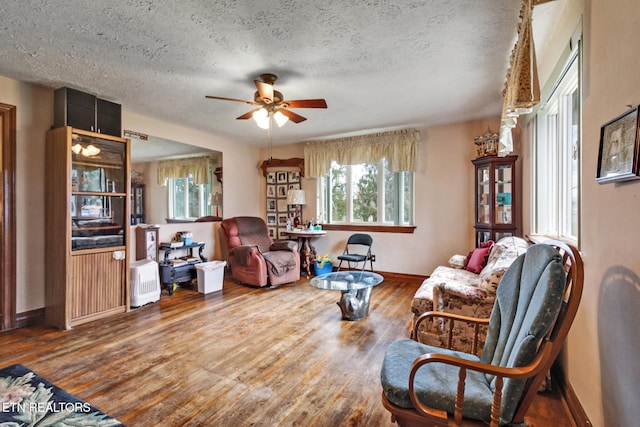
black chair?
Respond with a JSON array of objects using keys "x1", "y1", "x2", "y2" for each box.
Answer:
[{"x1": 336, "y1": 233, "x2": 373, "y2": 272}]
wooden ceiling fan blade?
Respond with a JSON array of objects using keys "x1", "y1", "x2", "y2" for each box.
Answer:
[
  {"x1": 284, "y1": 99, "x2": 328, "y2": 109},
  {"x1": 254, "y1": 80, "x2": 274, "y2": 104},
  {"x1": 279, "y1": 108, "x2": 307, "y2": 123},
  {"x1": 205, "y1": 95, "x2": 256, "y2": 105},
  {"x1": 236, "y1": 108, "x2": 260, "y2": 120}
]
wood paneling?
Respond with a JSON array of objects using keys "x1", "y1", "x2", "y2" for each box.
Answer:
[
  {"x1": 70, "y1": 252, "x2": 127, "y2": 323},
  {"x1": 0, "y1": 276, "x2": 578, "y2": 426}
]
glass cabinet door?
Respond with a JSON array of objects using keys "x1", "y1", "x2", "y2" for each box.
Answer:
[
  {"x1": 477, "y1": 165, "x2": 490, "y2": 225},
  {"x1": 494, "y1": 163, "x2": 513, "y2": 226},
  {"x1": 71, "y1": 132, "x2": 127, "y2": 251}
]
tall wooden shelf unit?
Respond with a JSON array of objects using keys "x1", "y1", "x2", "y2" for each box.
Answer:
[
  {"x1": 45, "y1": 127, "x2": 131, "y2": 329},
  {"x1": 472, "y1": 155, "x2": 519, "y2": 247}
]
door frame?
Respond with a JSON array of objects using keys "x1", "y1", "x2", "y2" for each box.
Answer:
[{"x1": 1, "y1": 103, "x2": 17, "y2": 330}]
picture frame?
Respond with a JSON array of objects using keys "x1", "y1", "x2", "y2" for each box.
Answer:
[
  {"x1": 596, "y1": 106, "x2": 640, "y2": 183},
  {"x1": 266, "y1": 185, "x2": 276, "y2": 198}
]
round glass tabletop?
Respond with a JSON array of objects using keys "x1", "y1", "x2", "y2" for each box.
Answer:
[{"x1": 310, "y1": 271, "x2": 384, "y2": 291}]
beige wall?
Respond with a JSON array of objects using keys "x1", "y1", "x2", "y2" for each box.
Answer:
[
  {"x1": 0, "y1": 77, "x2": 262, "y2": 314},
  {"x1": 0, "y1": 76, "x2": 51, "y2": 313},
  {"x1": 520, "y1": 0, "x2": 640, "y2": 425},
  {"x1": 259, "y1": 117, "x2": 507, "y2": 276}
]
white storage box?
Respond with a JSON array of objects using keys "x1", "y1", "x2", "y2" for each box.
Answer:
[
  {"x1": 196, "y1": 260, "x2": 226, "y2": 294},
  {"x1": 130, "y1": 259, "x2": 161, "y2": 307}
]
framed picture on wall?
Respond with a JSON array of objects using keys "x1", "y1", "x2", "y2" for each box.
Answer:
[
  {"x1": 277, "y1": 185, "x2": 288, "y2": 198},
  {"x1": 597, "y1": 105, "x2": 640, "y2": 183}
]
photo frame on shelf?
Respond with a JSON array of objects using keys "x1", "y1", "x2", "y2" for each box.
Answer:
[
  {"x1": 265, "y1": 168, "x2": 301, "y2": 240},
  {"x1": 597, "y1": 106, "x2": 640, "y2": 183}
]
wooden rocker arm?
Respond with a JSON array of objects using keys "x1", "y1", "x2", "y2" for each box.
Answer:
[{"x1": 408, "y1": 342, "x2": 554, "y2": 427}]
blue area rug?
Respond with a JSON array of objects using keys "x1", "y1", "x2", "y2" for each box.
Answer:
[{"x1": 0, "y1": 363, "x2": 125, "y2": 426}]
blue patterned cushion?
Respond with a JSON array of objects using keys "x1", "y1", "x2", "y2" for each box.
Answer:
[{"x1": 381, "y1": 339, "x2": 493, "y2": 422}]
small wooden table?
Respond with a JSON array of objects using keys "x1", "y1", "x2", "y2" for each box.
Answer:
[{"x1": 281, "y1": 229, "x2": 327, "y2": 277}]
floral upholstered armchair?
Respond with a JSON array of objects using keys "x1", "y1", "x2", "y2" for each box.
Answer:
[{"x1": 411, "y1": 236, "x2": 529, "y2": 354}]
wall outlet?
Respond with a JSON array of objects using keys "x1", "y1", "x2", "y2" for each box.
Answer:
[{"x1": 371, "y1": 254, "x2": 376, "y2": 262}]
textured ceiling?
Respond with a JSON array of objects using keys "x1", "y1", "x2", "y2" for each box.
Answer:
[{"x1": 0, "y1": 1, "x2": 561, "y2": 147}]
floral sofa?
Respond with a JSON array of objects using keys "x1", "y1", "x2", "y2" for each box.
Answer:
[{"x1": 411, "y1": 236, "x2": 529, "y2": 354}]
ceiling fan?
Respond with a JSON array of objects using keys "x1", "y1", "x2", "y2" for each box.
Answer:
[{"x1": 205, "y1": 73, "x2": 327, "y2": 127}]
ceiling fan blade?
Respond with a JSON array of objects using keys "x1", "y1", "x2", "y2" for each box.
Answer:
[
  {"x1": 254, "y1": 80, "x2": 274, "y2": 104},
  {"x1": 205, "y1": 95, "x2": 257, "y2": 105},
  {"x1": 279, "y1": 108, "x2": 307, "y2": 123},
  {"x1": 236, "y1": 108, "x2": 261, "y2": 120},
  {"x1": 283, "y1": 99, "x2": 328, "y2": 109}
]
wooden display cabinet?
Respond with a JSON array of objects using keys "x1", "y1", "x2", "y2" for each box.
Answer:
[
  {"x1": 131, "y1": 183, "x2": 145, "y2": 225},
  {"x1": 472, "y1": 155, "x2": 519, "y2": 247},
  {"x1": 45, "y1": 126, "x2": 130, "y2": 329}
]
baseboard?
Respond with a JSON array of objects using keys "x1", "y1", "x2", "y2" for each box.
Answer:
[
  {"x1": 552, "y1": 365, "x2": 592, "y2": 426},
  {"x1": 15, "y1": 308, "x2": 45, "y2": 329},
  {"x1": 335, "y1": 268, "x2": 426, "y2": 283},
  {"x1": 376, "y1": 270, "x2": 426, "y2": 283}
]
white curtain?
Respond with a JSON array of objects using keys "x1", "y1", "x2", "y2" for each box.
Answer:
[
  {"x1": 304, "y1": 128, "x2": 420, "y2": 177},
  {"x1": 499, "y1": 0, "x2": 540, "y2": 156},
  {"x1": 157, "y1": 156, "x2": 210, "y2": 185}
]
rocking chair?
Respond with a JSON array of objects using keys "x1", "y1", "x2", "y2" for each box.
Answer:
[{"x1": 380, "y1": 240, "x2": 583, "y2": 426}]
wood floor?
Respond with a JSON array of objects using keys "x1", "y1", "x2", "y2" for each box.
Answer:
[{"x1": 0, "y1": 274, "x2": 575, "y2": 426}]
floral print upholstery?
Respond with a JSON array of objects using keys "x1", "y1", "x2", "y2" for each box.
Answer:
[{"x1": 411, "y1": 237, "x2": 529, "y2": 353}]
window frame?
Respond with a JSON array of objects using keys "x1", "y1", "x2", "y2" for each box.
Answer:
[
  {"x1": 531, "y1": 45, "x2": 581, "y2": 246},
  {"x1": 167, "y1": 173, "x2": 212, "y2": 220},
  {"x1": 317, "y1": 159, "x2": 415, "y2": 233}
]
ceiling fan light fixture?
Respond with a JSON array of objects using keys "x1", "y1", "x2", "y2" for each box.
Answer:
[
  {"x1": 253, "y1": 108, "x2": 270, "y2": 129},
  {"x1": 274, "y1": 110, "x2": 289, "y2": 127}
]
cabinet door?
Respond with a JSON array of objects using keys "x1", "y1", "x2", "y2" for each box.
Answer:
[
  {"x1": 55, "y1": 88, "x2": 96, "y2": 132},
  {"x1": 71, "y1": 132, "x2": 127, "y2": 251},
  {"x1": 70, "y1": 251, "x2": 127, "y2": 324},
  {"x1": 494, "y1": 163, "x2": 513, "y2": 226},
  {"x1": 96, "y1": 98, "x2": 122, "y2": 136},
  {"x1": 476, "y1": 164, "x2": 491, "y2": 225}
]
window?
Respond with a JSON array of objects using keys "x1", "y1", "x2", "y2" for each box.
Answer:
[
  {"x1": 533, "y1": 48, "x2": 580, "y2": 243},
  {"x1": 318, "y1": 159, "x2": 414, "y2": 225},
  {"x1": 168, "y1": 173, "x2": 212, "y2": 219}
]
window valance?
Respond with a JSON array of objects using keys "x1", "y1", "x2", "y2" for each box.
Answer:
[
  {"x1": 499, "y1": 0, "x2": 540, "y2": 156},
  {"x1": 157, "y1": 156, "x2": 210, "y2": 185},
  {"x1": 304, "y1": 128, "x2": 420, "y2": 177}
]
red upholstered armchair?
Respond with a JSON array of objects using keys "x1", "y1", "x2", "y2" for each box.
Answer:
[{"x1": 220, "y1": 216, "x2": 300, "y2": 287}]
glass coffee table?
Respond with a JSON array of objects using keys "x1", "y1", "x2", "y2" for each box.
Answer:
[{"x1": 310, "y1": 271, "x2": 384, "y2": 320}]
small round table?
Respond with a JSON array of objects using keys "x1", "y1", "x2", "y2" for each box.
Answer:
[
  {"x1": 310, "y1": 271, "x2": 384, "y2": 320},
  {"x1": 281, "y1": 229, "x2": 327, "y2": 277}
]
